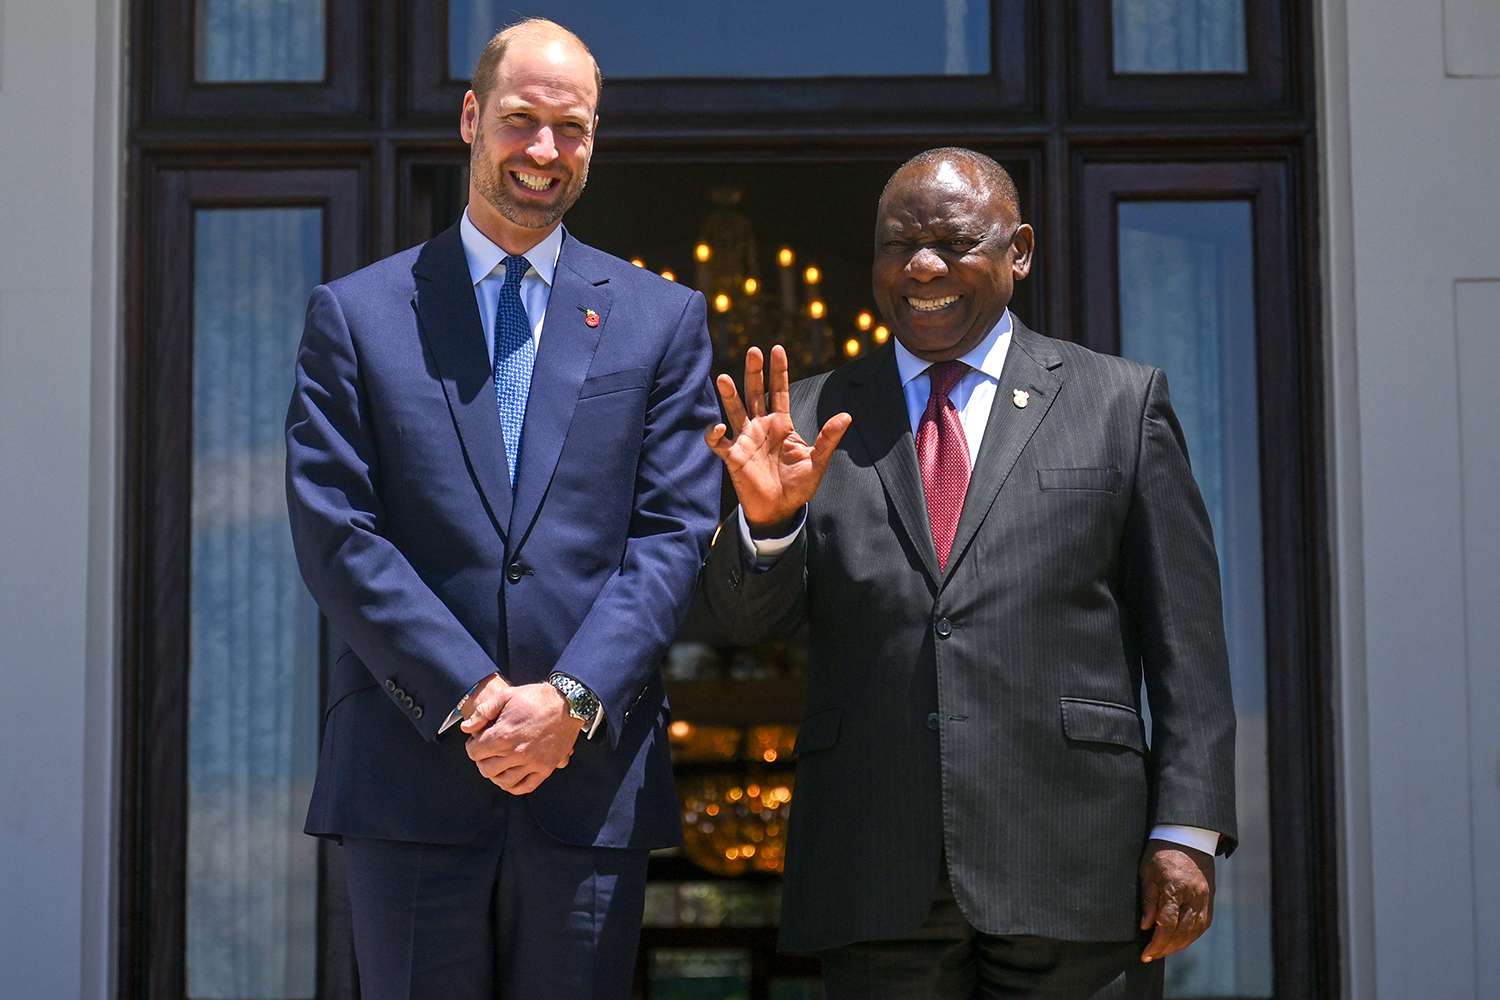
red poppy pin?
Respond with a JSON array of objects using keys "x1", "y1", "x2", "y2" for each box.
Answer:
[{"x1": 582, "y1": 307, "x2": 600, "y2": 328}]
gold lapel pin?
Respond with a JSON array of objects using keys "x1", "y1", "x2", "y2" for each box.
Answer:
[
  {"x1": 583, "y1": 308, "x2": 600, "y2": 328},
  {"x1": 1012, "y1": 388, "x2": 1030, "y2": 409}
]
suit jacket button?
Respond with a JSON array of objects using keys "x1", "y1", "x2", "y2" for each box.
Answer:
[
  {"x1": 927, "y1": 712, "x2": 940, "y2": 731},
  {"x1": 506, "y1": 563, "x2": 524, "y2": 583},
  {"x1": 935, "y1": 617, "x2": 953, "y2": 639},
  {"x1": 384, "y1": 678, "x2": 396, "y2": 693},
  {"x1": 413, "y1": 706, "x2": 424, "y2": 720}
]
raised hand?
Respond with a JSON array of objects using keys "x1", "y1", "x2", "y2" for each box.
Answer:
[{"x1": 704, "y1": 345, "x2": 851, "y2": 530}]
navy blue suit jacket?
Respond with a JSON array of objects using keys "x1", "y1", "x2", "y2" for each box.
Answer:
[{"x1": 286, "y1": 220, "x2": 720, "y2": 850}]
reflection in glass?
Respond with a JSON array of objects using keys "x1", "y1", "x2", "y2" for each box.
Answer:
[
  {"x1": 1112, "y1": 0, "x2": 1247, "y2": 73},
  {"x1": 197, "y1": 0, "x2": 326, "y2": 82},
  {"x1": 448, "y1": 1, "x2": 989, "y2": 81},
  {"x1": 1117, "y1": 201, "x2": 1270, "y2": 997},
  {"x1": 187, "y1": 208, "x2": 322, "y2": 998}
]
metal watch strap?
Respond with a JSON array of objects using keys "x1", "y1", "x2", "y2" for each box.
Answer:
[{"x1": 547, "y1": 672, "x2": 600, "y2": 729}]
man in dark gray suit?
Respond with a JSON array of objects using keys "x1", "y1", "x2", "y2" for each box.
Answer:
[{"x1": 701, "y1": 148, "x2": 1236, "y2": 998}]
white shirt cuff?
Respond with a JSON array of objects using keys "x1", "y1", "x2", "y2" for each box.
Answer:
[
  {"x1": 438, "y1": 673, "x2": 496, "y2": 735},
  {"x1": 583, "y1": 703, "x2": 603, "y2": 740},
  {"x1": 1149, "y1": 824, "x2": 1221, "y2": 855},
  {"x1": 736, "y1": 506, "x2": 805, "y2": 566}
]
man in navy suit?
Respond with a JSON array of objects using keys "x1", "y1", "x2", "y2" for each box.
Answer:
[{"x1": 285, "y1": 18, "x2": 720, "y2": 998}]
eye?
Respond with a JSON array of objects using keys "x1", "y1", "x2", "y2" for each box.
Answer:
[
  {"x1": 503, "y1": 112, "x2": 536, "y2": 128},
  {"x1": 557, "y1": 121, "x2": 587, "y2": 139}
]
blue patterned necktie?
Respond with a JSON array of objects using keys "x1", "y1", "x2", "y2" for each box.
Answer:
[{"x1": 493, "y1": 254, "x2": 536, "y2": 488}]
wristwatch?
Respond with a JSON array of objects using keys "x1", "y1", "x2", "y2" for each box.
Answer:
[{"x1": 547, "y1": 672, "x2": 601, "y2": 735}]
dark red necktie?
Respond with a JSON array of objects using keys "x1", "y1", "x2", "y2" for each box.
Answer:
[{"x1": 915, "y1": 360, "x2": 971, "y2": 572}]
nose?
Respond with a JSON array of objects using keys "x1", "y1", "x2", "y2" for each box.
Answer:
[
  {"x1": 906, "y1": 246, "x2": 947, "y2": 281},
  {"x1": 527, "y1": 126, "x2": 558, "y2": 165}
]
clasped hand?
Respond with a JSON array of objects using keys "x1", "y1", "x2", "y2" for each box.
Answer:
[
  {"x1": 704, "y1": 345, "x2": 851, "y2": 530},
  {"x1": 461, "y1": 674, "x2": 581, "y2": 795}
]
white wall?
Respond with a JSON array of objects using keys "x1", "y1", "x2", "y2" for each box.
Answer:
[
  {"x1": 1321, "y1": 0, "x2": 1500, "y2": 996},
  {"x1": 0, "y1": 0, "x2": 123, "y2": 996}
]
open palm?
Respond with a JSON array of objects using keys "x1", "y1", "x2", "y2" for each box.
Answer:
[{"x1": 704, "y1": 345, "x2": 852, "y2": 529}]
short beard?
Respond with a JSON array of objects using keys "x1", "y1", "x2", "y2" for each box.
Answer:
[{"x1": 470, "y1": 127, "x2": 589, "y2": 231}]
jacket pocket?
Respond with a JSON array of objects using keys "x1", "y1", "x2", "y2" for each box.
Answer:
[
  {"x1": 794, "y1": 707, "x2": 842, "y2": 755},
  {"x1": 1060, "y1": 697, "x2": 1146, "y2": 754},
  {"x1": 324, "y1": 648, "x2": 378, "y2": 719},
  {"x1": 578, "y1": 366, "x2": 650, "y2": 400},
  {"x1": 1037, "y1": 467, "x2": 1122, "y2": 493}
]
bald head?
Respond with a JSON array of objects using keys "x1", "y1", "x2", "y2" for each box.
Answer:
[
  {"x1": 870, "y1": 146, "x2": 1034, "y2": 362},
  {"x1": 471, "y1": 18, "x2": 602, "y2": 113},
  {"x1": 879, "y1": 147, "x2": 1021, "y2": 226}
]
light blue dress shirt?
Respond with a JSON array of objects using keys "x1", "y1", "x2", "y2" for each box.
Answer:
[{"x1": 439, "y1": 211, "x2": 601, "y2": 740}]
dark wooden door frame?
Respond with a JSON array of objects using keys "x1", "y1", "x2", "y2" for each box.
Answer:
[
  {"x1": 1076, "y1": 153, "x2": 1336, "y2": 1000},
  {"x1": 121, "y1": 2, "x2": 1334, "y2": 997},
  {"x1": 119, "y1": 162, "x2": 365, "y2": 999}
]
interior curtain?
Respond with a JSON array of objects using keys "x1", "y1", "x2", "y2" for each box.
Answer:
[
  {"x1": 1118, "y1": 200, "x2": 1271, "y2": 997},
  {"x1": 1112, "y1": 0, "x2": 1247, "y2": 73},
  {"x1": 186, "y1": 207, "x2": 322, "y2": 1000},
  {"x1": 197, "y1": 0, "x2": 326, "y2": 81}
]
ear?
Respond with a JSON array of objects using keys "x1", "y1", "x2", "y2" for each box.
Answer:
[
  {"x1": 460, "y1": 90, "x2": 479, "y2": 145},
  {"x1": 1009, "y1": 223, "x2": 1036, "y2": 280}
]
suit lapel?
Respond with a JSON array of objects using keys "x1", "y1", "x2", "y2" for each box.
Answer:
[
  {"x1": 847, "y1": 346, "x2": 941, "y2": 587},
  {"x1": 941, "y1": 319, "x2": 1064, "y2": 588},
  {"x1": 509, "y1": 232, "x2": 609, "y2": 546},
  {"x1": 411, "y1": 222, "x2": 513, "y2": 538}
]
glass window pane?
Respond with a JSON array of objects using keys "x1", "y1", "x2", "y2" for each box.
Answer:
[
  {"x1": 1112, "y1": 0, "x2": 1247, "y2": 73},
  {"x1": 187, "y1": 208, "x2": 323, "y2": 999},
  {"x1": 643, "y1": 881, "x2": 781, "y2": 927},
  {"x1": 1117, "y1": 200, "x2": 1270, "y2": 997},
  {"x1": 650, "y1": 949, "x2": 752, "y2": 999},
  {"x1": 413, "y1": 158, "x2": 1036, "y2": 374},
  {"x1": 448, "y1": 1, "x2": 991, "y2": 81},
  {"x1": 197, "y1": 0, "x2": 326, "y2": 82}
]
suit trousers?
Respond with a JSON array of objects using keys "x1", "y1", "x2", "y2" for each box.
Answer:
[
  {"x1": 817, "y1": 871, "x2": 1163, "y2": 1000},
  {"x1": 341, "y1": 791, "x2": 649, "y2": 1000}
]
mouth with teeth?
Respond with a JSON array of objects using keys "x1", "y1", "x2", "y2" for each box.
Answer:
[
  {"x1": 511, "y1": 169, "x2": 559, "y2": 194},
  {"x1": 905, "y1": 294, "x2": 962, "y2": 312}
]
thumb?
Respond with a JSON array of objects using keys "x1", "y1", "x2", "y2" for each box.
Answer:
[
  {"x1": 809, "y1": 412, "x2": 852, "y2": 472},
  {"x1": 461, "y1": 683, "x2": 510, "y2": 734},
  {"x1": 1140, "y1": 869, "x2": 1160, "y2": 931}
]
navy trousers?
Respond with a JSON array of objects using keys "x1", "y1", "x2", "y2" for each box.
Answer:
[{"x1": 341, "y1": 794, "x2": 649, "y2": 999}]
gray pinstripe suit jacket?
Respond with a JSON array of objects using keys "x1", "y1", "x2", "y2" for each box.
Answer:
[{"x1": 701, "y1": 320, "x2": 1237, "y2": 952}]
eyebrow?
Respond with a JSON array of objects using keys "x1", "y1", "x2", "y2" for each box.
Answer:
[{"x1": 882, "y1": 222, "x2": 988, "y2": 241}]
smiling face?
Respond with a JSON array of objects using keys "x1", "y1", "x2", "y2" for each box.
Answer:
[
  {"x1": 872, "y1": 158, "x2": 1034, "y2": 362},
  {"x1": 460, "y1": 32, "x2": 598, "y2": 252}
]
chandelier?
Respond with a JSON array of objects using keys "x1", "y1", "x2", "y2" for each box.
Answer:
[
  {"x1": 629, "y1": 186, "x2": 892, "y2": 374},
  {"x1": 669, "y1": 720, "x2": 799, "y2": 876}
]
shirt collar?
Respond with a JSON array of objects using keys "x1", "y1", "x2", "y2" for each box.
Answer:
[
  {"x1": 893, "y1": 309, "x2": 1014, "y2": 388},
  {"x1": 459, "y1": 207, "x2": 564, "y2": 289}
]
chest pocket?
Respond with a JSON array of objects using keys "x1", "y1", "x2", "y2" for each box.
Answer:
[
  {"x1": 1037, "y1": 467, "x2": 1122, "y2": 493},
  {"x1": 578, "y1": 366, "x2": 650, "y2": 400}
]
